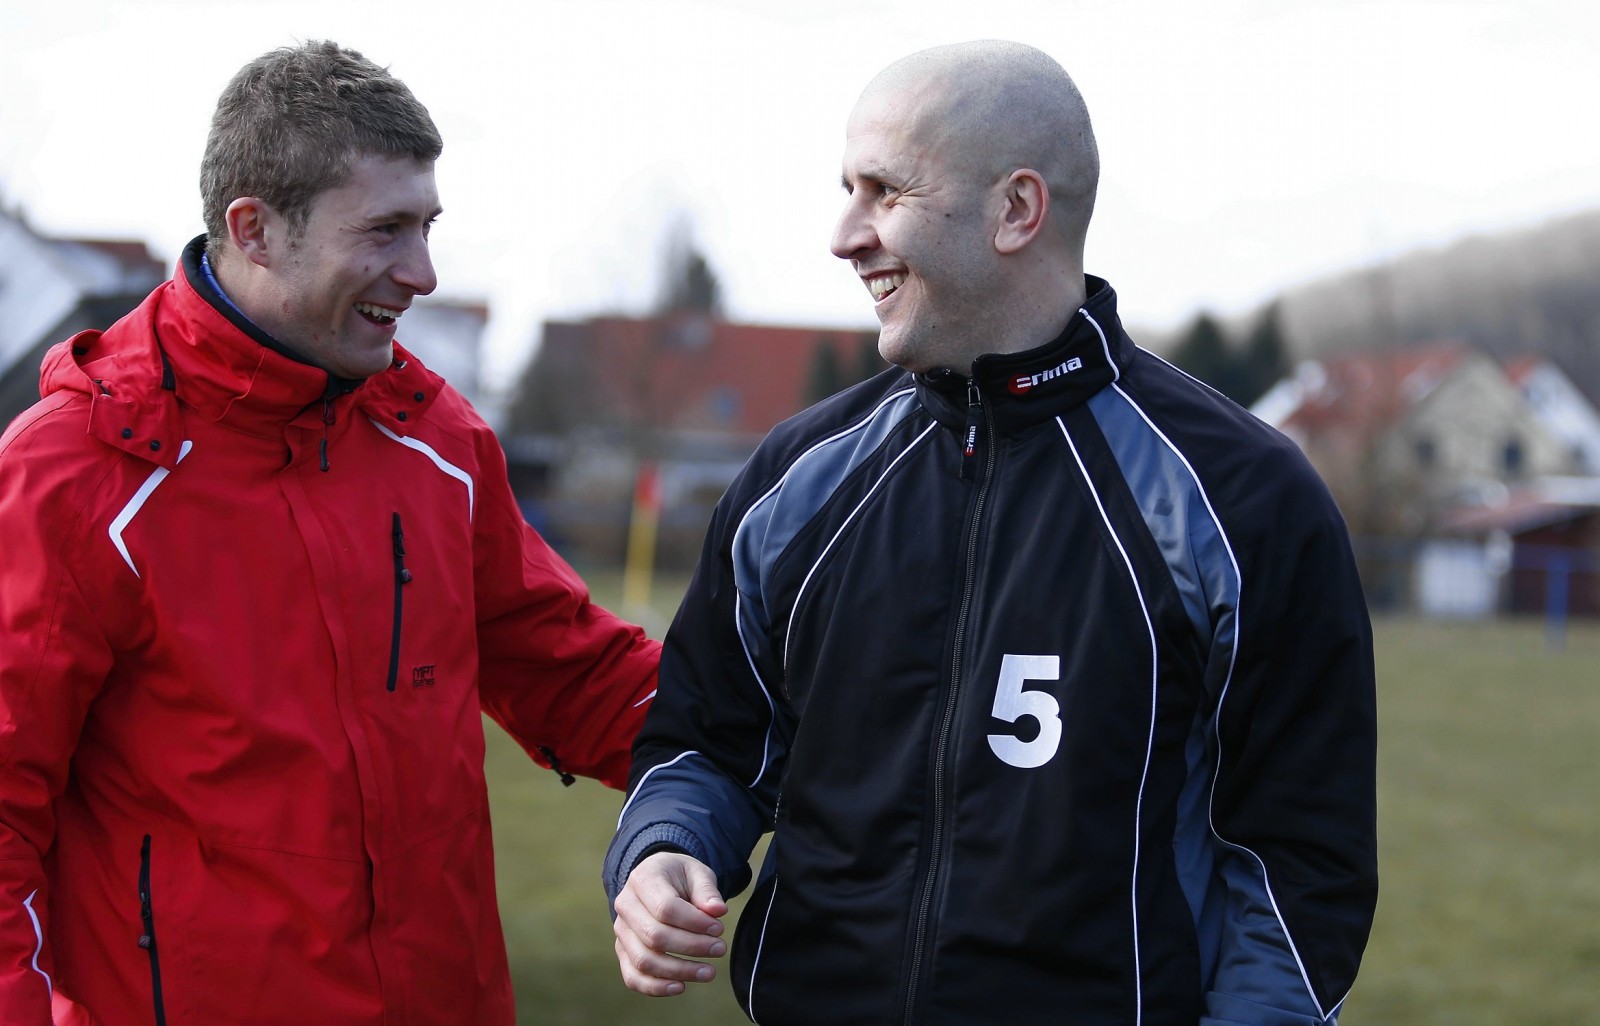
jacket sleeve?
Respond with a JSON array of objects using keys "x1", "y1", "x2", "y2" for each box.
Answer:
[
  {"x1": 470, "y1": 431, "x2": 660, "y2": 791},
  {"x1": 1201, "y1": 466, "x2": 1378, "y2": 1026},
  {"x1": 0, "y1": 430, "x2": 115, "y2": 1024},
  {"x1": 603, "y1": 476, "x2": 785, "y2": 904}
]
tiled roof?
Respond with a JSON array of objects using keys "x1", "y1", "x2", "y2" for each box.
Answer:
[
  {"x1": 539, "y1": 314, "x2": 878, "y2": 437},
  {"x1": 1276, "y1": 341, "x2": 1473, "y2": 437}
]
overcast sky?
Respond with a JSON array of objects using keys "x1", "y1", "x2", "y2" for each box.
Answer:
[{"x1": 2, "y1": 0, "x2": 1597, "y2": 384}]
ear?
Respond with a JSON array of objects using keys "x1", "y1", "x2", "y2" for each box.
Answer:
[
  {"x1": 994, "y1": 169, "x2": 1049, "y2": 255},
  {"x1": 224, "y1": 197, "x2": 277, "y2": 269}
]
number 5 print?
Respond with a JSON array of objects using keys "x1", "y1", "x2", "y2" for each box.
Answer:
[{"x1": 986, "y1": 654, "x2": 1062, "y2": 769}]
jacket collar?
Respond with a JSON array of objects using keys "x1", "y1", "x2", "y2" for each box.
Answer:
[
  {"x1": 916, "y1": 275, "x2": 1132, "y2": 434},
  {"x1": 40, "y1": 237, "x2": 445, "y2": 464},
  {"x1": 159, "y1": 237, "x2": 352, "y2": 435}
]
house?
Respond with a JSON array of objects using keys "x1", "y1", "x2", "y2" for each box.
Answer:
[
  {"x1": 1434, "y1": 477, "x2": 1600, "y2": 619},
  {"x1": 395, "y1": 298, "x2": 491, "y2": 415},
  {"x1": 1253, "y1": 342, "x2": 1600, "y2": 616},
  {"x1": 1, "y1": 208, "x2": 166, "y2": 428},
  {"x1": 1251, "y1": 342, "x2": 1578, "y2": 539},
  {"x1": 1503, "y1": 355, "x2": 1600, "y2": 475},
  {"x1": 507, "y1": 312, "x2": 881, "y2": 564},
  {"x1": 517, "y1": 312, "x2": 880, "y2": 439}
]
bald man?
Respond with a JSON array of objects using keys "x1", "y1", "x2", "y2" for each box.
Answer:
[{"x1": 605, "y1": 41, "x2": 1377, "y2": 1026}]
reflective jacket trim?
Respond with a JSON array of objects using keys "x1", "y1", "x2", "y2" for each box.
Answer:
[
  {"x1": 1091, "y1": 380, "x2": 1328, "y2": 1022},
  {"x1": 21, "y1": 890, "x2": 50, "y2": 998},
  {"x1": 745, "y1": 872, "x2": 782, "y2": 1026},
  {"x1": 785, "y1": 420, "x2": 938, "y2": 667},
  {"x1": 1081, "y1": 309, "x2": 1122, "y2": 384},
  {"x1": 614, "y1": 749, "x2": 702, "y2": 829},
  {"x1": 731, "y1": 589, "x2": 780, "y2": 790},
  {"x1": 370, "y1": 420, "x2": 475, "y2": 520},
  {"x1": 108, "y1": 439, "x2": 194, "y2": 577},
  {"x1": 730, "y1": 386, "x2": 921, "y2": 788},
  {"x1": 1057, "y1": 415, "x2": 1159, "y2": 1026}
]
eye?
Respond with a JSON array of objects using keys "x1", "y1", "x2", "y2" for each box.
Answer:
[
  {"x1": 878, "y1": 183, "x2": 900, "y2": 202},
  {"x1": 373, "y1": 222, "x2": 399, "y2": 236}
]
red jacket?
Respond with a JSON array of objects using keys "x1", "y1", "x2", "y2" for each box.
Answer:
[{"x1": 0, "y1": 254, "x2": 659, "y2": 1024}]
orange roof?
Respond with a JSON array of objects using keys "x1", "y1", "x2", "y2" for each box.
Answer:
[
  {"x1": 539, "y1": 314, "x2": 879, "y2": 437},
  {"x1": 1280, "y1": 342, "x2": 1473, "y2": 439},
  {"x1": 1500, "y1": 353, "x2": 1543, "y2": 386},
  {"x1": 68, "y1": 237, "x2": 165, "y2": 274}
]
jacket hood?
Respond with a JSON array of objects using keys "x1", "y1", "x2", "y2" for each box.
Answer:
[
  {"x1": 917, "y1": 275, "x2": 1132, "y2": 433},
  {"x1": 39, "y1": 237, "x2": 446, "y2": 468}
]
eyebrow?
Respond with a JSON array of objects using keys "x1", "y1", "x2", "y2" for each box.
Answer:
[
  {"x1": 367, "y1": 205, "x2": 444, "y2": 223},
  {"x1": 841, "y1": 164, "x2": 894, "y2": 191}
]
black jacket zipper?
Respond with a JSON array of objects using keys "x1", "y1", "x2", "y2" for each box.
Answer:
[
  {"x1": 319, "y1": 397, "x2": 335, "y2": 472},
  {"x1": 387, "y1": 512, "x2": 412, "y2": 692},
  {"x1": 959, "y1": 381, "x2": 982, "y2": 481},
  {"x1": 903, "y1": 381, "x2": 998, "y2": 1025},
  {"x1": 138, "y1": 834, "x2": 168, "y2": 1026}
]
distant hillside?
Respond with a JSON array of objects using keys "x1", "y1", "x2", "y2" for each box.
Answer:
[{"x1": 1273, "y1": 208, "x2": 1600, "y2": 404}]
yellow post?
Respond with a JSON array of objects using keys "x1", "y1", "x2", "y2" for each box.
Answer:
[{"x1": 622, "y1": 461, "x2": 661, "y2": 612}]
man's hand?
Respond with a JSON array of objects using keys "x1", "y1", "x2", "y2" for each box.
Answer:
[{"x1": 613, "y1": 851, "x2": 730, "y2": 996}]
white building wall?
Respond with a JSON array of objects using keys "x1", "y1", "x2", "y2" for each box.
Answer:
[{"x1": 1518, "y1": 363, "x2": 1600, "y2": 475}]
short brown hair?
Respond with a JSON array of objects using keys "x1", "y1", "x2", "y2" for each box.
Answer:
[{"x1": 200, "y1": 40, "x2": 442, "y2": 245}]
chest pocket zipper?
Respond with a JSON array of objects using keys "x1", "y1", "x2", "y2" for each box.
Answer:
[
  {"x1": 138, "y1": 834, "x2": 168, "y2": 1025},
  {"x1": 387, "y1": 512, "x2": 413, "y2": 692}
]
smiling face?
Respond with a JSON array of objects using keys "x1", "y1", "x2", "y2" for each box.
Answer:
[
  {"x1": 249, "y1": 154, "x2": 441, "y2": 379},
  {"x1": 830, "y1": 84, "x2": 1005, "y2": 375}
]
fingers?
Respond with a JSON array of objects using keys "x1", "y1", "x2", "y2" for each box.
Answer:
[
  {"x1": 613, "y1": 915, "x2": 725, "y2": 995},
  {"x1": 668, "y1": 853, "x2": 730, "y2": 920},
  {"x1": 612, "y1": 853, "x2": 729, "y2": 997}
]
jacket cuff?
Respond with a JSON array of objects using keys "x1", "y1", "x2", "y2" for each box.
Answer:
[{"x1": 605, "y1": 823, "x2": 707, "y2": 904}]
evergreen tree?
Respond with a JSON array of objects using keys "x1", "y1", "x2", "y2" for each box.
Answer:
[
  {"x1": 1238, "y1": 302, "x2": 1291, "y2": 406},
  {"x1": 1170, "y1": 313, "x2": 1250, "y2": 400},
  {"x1": 854, "y1": 333, "x2": 886, "y2": 383},
  {"x1": 661, "y1": 248, "x2": 721, "y2": 315},
  {"x1": 806, "y1": 338, "x2": 845, "y2": 404},
  {"x1": 656, "y1": 217, "x2": 722, "y2": 316}
]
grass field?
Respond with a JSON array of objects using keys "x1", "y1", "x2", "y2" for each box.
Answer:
[{"x1": 486, "y1": 589, "x2": 1600, "y2": 1025}]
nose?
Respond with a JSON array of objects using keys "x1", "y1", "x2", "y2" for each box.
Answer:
[
  {"x1": 394, "y1": 233, "x2": 438, "y2": 296},
  {"x1": 830, "y1": 194, "x2": 876, "y2": 262}
]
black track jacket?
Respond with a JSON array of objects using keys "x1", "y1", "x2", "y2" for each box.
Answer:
[{"x1": 606, "y1": 277, "x2": 1377, "y2": 1026}]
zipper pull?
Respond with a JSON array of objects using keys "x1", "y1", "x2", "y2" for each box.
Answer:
[
  {"x1": 536, "y1": 745, "x2": 577, "y2": 787},
  {"x1": 392, "y1": 513, "x2": 412, "y2": 584},
  {"x1": 319, "y1": 398, "x2": 336, "y2": 472},
  {"x1": 960, "y1": 381, "x2": 981, "y2": 481},
  {"x1": 138, "y1": 888, "x2": 153, "y2": 948}
]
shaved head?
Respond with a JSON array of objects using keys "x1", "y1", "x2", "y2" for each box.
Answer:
[
  {"x1": 833, "y1": 41, "x2": 1101, "y2": 369},
  {"x1": 856, "y1": 40, "x2": 1100, "y2": 250}
]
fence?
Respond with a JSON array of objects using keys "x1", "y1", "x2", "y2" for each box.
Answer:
[{"x1": 1356, "y1": 535, "x2": 1600, "y2": 646}]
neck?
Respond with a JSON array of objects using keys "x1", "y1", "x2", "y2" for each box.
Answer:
[
  {"x1": 208, "y1": 248, "x2": 260, "y2": 322},
  {"x1": 984, "y1": 267, "x2": 1087, "y2": 361},
  {"x1": 190, "y1": 238, "x2": 323, "y2": 374}
]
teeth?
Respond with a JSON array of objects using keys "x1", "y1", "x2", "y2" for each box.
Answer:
[
  {"x1": 355, "y1": 302, "x2": 403, "y2": 321},
  {"x1": 868, "y1": 273, "x2": 907, "y2": 301}
]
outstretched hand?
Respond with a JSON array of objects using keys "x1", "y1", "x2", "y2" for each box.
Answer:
[{"x1": 612, "y1": 851, "x2": 730, "y2": 996}]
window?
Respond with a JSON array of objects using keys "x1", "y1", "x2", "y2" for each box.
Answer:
[
  {"x1": 1503, "y1": 437, "x2": 1525, "y2": 476},
  {"x1": 708, "y1": 386, "x2": 741, "y2": 426}
]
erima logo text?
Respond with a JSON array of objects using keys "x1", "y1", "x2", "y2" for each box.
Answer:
[{"x1": 1009, "y1": 356, "x2": 1084, "y2": 394}]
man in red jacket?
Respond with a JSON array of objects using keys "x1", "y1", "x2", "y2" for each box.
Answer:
[{"x1": 0, "y1": 41, "x2": 659, "y2": 1024}]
